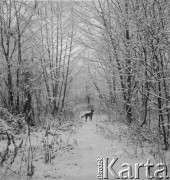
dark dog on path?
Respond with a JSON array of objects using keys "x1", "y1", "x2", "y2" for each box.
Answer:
[{"x1": 81, "y1": 110, "x2": 94, "y2": 121}]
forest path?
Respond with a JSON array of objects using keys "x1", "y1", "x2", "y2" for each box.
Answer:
[
  {"x1": 52, "y1": 117, "x2": 125, "y2": 180},
  {"x1": 33, "y1": 116, "x2": 148, "y2": 180}
]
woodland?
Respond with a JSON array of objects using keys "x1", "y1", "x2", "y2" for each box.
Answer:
[{"x1": 0, "y1": 0, "x2": 170, "y2": 179}]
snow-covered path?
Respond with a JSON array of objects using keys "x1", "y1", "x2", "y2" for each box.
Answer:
[
  {"x1": 33, "y1": 117, "x2": 149, "y2": 180},
  {"x1": 55, "y1": 120, "x2": 124, "y2": 180}
]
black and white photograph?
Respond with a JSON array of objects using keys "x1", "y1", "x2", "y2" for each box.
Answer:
[{"x1": 0, "y1": 0, "x2": 170, "y2": 179}]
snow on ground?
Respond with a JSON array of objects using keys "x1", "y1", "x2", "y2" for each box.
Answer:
[
  {"x1": 33, "y1": 115, "x2": 152, "y2": 180},
  {"x1": 0, "y1": 115, "x2": 160, "y2": 180}
]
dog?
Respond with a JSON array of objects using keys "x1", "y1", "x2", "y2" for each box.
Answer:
[{"x1": 81, "y1": 109, "x2": 94, "y2": 121}]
